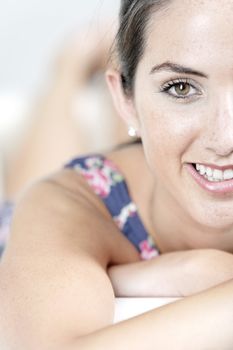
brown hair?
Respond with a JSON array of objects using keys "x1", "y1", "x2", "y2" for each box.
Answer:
[{"x1": 116, "y1": 0, "x2": 171, "y2": 95}]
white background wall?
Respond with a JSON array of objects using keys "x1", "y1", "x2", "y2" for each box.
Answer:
[
  {"x1": 0, "y1": 0, "x2": 120, "y2": 197},
  {"x1": 0, "y1": 0, "x2": 120, "y2": 93}
]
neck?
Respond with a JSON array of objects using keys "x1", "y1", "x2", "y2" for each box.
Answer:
[{"x1": 149, "y1": 185, "x2": 233, "y2": 254}]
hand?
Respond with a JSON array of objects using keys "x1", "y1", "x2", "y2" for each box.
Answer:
[{"x1": 107, "y1": 249, "x2": 233, "y2": 298}]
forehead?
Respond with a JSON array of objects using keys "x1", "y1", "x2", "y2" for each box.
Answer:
[{"x1": 142, "y1": 0, "x2": 233, "y2": 71}]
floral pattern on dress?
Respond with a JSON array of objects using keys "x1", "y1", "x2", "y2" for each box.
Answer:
[
  {"x1": 113, "y1": 203, "x2": 137, "y2": 230},
  {"x1": 139, "y1": 236, "x2": 160, "y2": 260},
  {"x1": 73, "y1": 156, "x2": 124, "y2": 198},
  {"x1": 68, "y1": 155, "x2": 161, "y2": 260},
  {"x1": 0, "y1": 154, "x2": 161, "y2": 261}
]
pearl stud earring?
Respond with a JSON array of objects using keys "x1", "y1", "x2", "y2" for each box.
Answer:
[{"x1": 128, "y1": 126, "x2": 137, "y2": 137}]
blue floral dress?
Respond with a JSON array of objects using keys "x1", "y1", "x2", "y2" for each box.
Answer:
[{"x1": 0, "y1": 154, "x2": 160, "y2": 260}]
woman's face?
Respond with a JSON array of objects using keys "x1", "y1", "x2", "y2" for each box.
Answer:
[{"x1": 134, "y1": 0, "x2": 233, "y2": 230}]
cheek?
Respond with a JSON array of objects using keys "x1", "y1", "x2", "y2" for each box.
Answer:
[{"x1": 139, "y1": 107, "x2": 200, "y2": 174}]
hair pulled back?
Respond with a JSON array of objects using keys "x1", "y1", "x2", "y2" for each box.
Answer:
[{"x1": 116, "y1": 0, "x2": 171, "y2": 95}]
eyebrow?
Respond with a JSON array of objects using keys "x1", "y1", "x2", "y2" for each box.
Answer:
[{"x1": 150, "y1": 61, "x2": 209, "y2": 78}]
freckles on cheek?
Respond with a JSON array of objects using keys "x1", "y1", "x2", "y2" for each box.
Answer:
[
  {"x1": 141, "y1": 110, "x2": 194, "y2": 177},
  {"x1": 147, "y1": 109, "x2": 197, "y2": 155},
  {"x1": 141, "y1": 112, "x2": 172, "y2": 176}
]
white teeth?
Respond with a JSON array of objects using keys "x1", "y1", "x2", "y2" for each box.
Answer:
[
  {"x1": 195, "y1": 163, "x2": 233, "y2": 181},
  {"x1": 223, "y1": 169, "x2": 233, "y2": 180},
  {"x1": 212, "y1": 169, "x2": 223, "y2": 181},
  {"x1": 199, "y1": 165, "x2": 206, "y2": 175},
  {"x1": 205, "y1": 175, "x2": 219, "y2": 182},
  {"x1": 206, "y1": 167, "x2": 213, "y2": 177}
]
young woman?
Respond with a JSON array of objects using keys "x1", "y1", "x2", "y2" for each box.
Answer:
[{"x1": 1, "y1": 0, "x2": 233, "y2": 349}]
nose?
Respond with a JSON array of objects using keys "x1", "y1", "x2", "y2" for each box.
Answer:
[{"x1": 204, "y1": 92, "x2": 233, "y2": 157}]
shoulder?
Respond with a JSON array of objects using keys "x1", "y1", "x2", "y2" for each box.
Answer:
[{"x1": 7, "y1": 167, "x2": 140, "y2": 268}]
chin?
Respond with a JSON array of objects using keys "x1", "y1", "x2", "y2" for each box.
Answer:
[{"x1": 189, "y1": 201, "x2": 233, "y2": 232}]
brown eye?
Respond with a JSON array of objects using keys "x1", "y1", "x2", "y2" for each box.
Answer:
[
  {"x1": 160, "y1": 78, "x2": 202, "y2": 100},
  {"x1": 174, "y1": 83, "x2": 190, "y2": 96}
]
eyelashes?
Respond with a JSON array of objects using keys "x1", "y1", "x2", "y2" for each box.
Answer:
[{"x1": 159, "y1": 78, "x2": 202, "y2": 101}]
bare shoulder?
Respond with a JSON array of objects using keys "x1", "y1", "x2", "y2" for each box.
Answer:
[
  {"x1": 0, "y1": 169, "x2": 141, "y2": 348},
  {"x1": 3, "y1": 167, "x2": 140, "y2": 268}
]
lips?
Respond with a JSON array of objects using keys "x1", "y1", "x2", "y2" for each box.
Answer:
[{"x1": 185, "y1": 163, "x2": 233, "y2": 195}]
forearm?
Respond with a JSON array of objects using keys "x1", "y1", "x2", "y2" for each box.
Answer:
[
  {"x1": 108, "y1": 250, "x2": 190, "y2": 297},
  {"x1": 108, "y1": 249, "x2": 233, "y2": 297},
  {"x1": 73, "y1": 278, "x2": 233, "y2": 350}
]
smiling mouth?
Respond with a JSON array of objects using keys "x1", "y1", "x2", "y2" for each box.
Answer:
[
  {"x1": 184, "y1": 163, "x2": 233, "y2": 195},
  {"x1": 191, "y1": 163, "x2": 233, "y2": 182}
]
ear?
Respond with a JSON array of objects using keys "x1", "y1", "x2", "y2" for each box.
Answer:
[{"x1": 105, "y1": 68, "x2": 140, "y2": 135}]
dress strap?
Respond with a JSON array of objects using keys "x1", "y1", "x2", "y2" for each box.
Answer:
[{"x1": 65, "y1": 154, "x2": 160, "y2": 260}]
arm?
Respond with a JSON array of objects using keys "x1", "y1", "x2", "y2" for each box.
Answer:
[
  {"x1": 0, "y1": 175, "x2": 118, "y2": 350},
  {"x1": 1, "y1": 174, "x2": 232, "y2": 350},
  {"x1": 0, "y1": 170, "x2": 139, "y2": 350},
  {"x1": 74, "y1": 278, "x2": 233, "y2": 350},
  {"x1": 108, "y1": 248, "x2": 233, "y2": 297}
]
